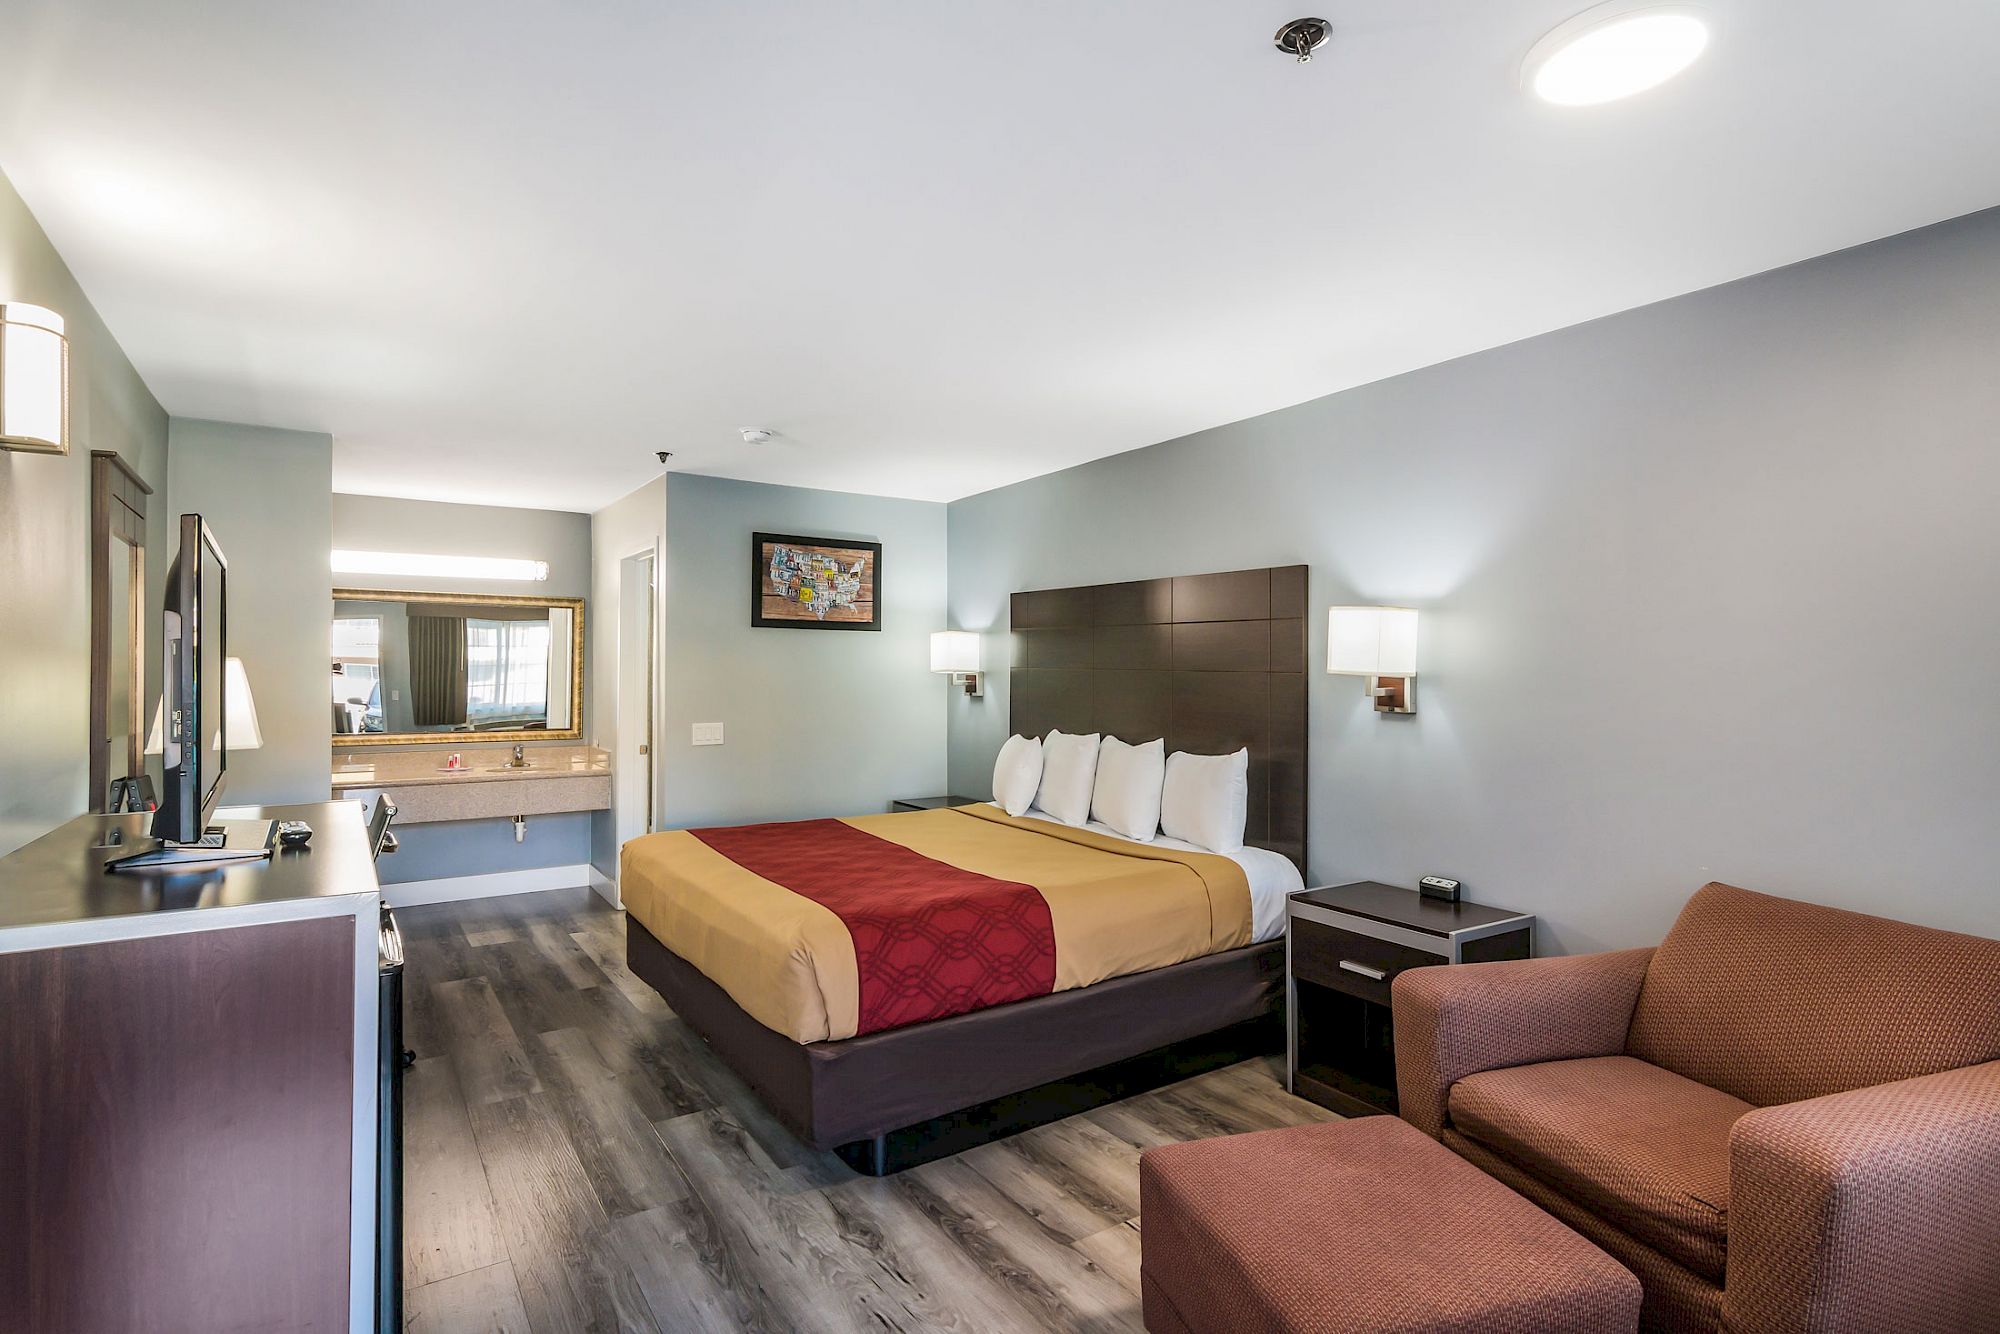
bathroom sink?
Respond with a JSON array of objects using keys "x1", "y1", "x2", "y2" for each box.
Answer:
[{"x1": 482, "y1": 764, "x2": 541, "y2": 773}]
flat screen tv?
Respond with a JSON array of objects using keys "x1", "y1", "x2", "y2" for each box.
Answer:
[
  {"x1": 153, "y1": 514, "x2": 230, "y2": 844},
  {"x1": 110, "y1": 514, "x2": 272, "y2": 871}
]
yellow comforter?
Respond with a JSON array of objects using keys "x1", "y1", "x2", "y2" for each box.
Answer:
[{"x1": 620, "y1": 804, "x2": 1252, "y2": 1043}]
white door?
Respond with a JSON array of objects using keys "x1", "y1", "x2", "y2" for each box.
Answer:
[{"x1": 611, "y1": 548, "x2": 658, "y2": 873}]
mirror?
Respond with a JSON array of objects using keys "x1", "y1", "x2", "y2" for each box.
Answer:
[
  {"x1": 90, "y1": 452, "x2": 151, "y2": 812},
  {"x1": 330, "y1": 589, "x2": 583, "y2": 744}
]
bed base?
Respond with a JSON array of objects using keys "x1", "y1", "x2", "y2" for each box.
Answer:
[
  {"x1": 830, "y1": 1012, "x2": 1280, "y2": 1174},
  {"x1": 626, "y1": 919, "x2": 1284, "y2": 1175}
]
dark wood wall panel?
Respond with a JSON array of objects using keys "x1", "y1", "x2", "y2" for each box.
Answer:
[
  {"x1": 0, "y1": 916, "x2": 356, "y2": 1333},
  {"x1": 1010, "y1": 565, "x2": 1309, "y2": 871},
  {"x1": 1094, "y1": 578, "x2": 1172, "y2": 626},
  {"x1": 1172, "y1": 569, "x2": 1271, "y2": 623}
]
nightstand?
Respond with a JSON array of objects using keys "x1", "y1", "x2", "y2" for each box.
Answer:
[
  {"x1": 888, "y1": 795, "x2": 986, "y2": 812},
  {"x1": 1287, "y1": 881, "x2": 1533, "y2": 1118}
]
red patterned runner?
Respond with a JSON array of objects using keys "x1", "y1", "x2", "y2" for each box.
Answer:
[{"x1": 689, "y1": 818, "x2": 1057, "y2": 1035}]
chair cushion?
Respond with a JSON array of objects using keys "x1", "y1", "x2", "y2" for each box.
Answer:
[
  {"x1": 1627, "y1": 883, "x2": 2000, "y2": 1107},
  {"x1": 1449, "y1": 1055, "x2": 1751, "y2": 1282},
  {"x1": 1140, "y1": 1114, "x2": 1640, "y2": 1333}
]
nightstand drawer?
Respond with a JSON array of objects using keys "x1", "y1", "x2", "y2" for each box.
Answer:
[{"x1": 1290, "y1": 916, "x2": 1442, "y2": 1004}]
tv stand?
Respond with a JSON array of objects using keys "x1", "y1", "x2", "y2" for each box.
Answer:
[
  {"x1": 0, "y1": 801, "x2": 382, "y2": 1331},
  {"x1": 106, "y1": 816, "x2": 276, "y2": 872}
]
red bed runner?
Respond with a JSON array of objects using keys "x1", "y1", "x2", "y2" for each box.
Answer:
[{"x1": 689, "y1": 818, "x2": 1057, "y2": 1035}]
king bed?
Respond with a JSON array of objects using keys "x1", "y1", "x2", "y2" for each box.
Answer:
[{"x1": 623, "y1": 564, "x2": 1308, "y2": 1172}]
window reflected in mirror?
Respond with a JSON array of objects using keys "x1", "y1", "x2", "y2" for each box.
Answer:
[{"x1": 330, "y1": 590, "x2": 582, "y2": 743}]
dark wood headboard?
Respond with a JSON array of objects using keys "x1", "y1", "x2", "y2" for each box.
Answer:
[{"x1": 1009, "y1": 565, "x2": 1308, "y2": 872}]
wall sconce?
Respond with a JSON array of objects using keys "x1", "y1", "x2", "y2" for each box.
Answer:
[
  {"x1": 930, "y1": 630, "x2": 983, "y2": 697},
  {"x1": 0, "y1": 302, "x2": 70, "y2": 455},
  {"x1": 1327, "y1": 606, "x2": 1419, "y2": 714}
]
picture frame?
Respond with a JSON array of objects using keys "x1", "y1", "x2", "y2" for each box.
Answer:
[{"x1": 750, "y1": 531, "x2": 883, "y2": 631}]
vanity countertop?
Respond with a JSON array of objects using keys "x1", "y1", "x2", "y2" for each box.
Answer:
[{"x1": 331, "y1": 743, "x2": 612, "y2": 791}]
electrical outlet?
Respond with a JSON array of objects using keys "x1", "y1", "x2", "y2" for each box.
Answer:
[{"x1": 692, "y1": 722, "x2": 724, "y2": 747}]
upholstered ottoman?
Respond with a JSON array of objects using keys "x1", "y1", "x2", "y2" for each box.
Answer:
[{"x1": 1139, "y1": 1115, "x2": 1640, "y2": 1334}]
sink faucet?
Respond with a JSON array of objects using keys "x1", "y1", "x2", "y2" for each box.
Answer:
[{"x1": 510, "y1": 745, "x2": 526, "y2": 768}]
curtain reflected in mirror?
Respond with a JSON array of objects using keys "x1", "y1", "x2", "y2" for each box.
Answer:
[{"x1": 331, "y1": 590, "x2": 582, "y2": 743}]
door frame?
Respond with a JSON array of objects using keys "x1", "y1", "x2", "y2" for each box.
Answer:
[{"x1": 606, "y1": 540, "x2": 663, "y2": 903}]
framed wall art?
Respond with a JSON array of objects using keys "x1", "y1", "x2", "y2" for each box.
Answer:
[{"x1": 750, "y1": 532, "x2": 882, "y2": 631}]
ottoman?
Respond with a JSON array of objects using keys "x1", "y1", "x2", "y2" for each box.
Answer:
[{"x1": 1139, "y1": 1116, "x2": 1640, "y2": 1333}]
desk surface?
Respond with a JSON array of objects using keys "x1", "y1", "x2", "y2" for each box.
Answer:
[{"x1": 0, "y1": 801, "x2": 380, "y2": 934}]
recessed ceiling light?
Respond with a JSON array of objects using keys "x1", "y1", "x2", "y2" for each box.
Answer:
[{"x1": 1524, "y1": 3, "x2": 1711, "y2": 107}]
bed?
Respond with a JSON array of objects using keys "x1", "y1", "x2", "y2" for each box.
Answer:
[{"x1": 624, "y1": 564, "x2": 1308, "y2": 1172}]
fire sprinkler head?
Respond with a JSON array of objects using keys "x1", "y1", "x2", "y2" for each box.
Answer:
[{"x1": 1274, "y1": 17, "x2": 1331, "y2": 63}]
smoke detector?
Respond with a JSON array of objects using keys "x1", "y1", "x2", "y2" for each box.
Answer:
[
  {"x1": 1274, "y1": 18, "x2": 1331, "y2": 63},
  {"x1": 739, "y1": 427, "x2": 773, "y2": 445}
]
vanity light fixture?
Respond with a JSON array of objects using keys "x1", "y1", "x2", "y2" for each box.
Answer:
[
  {"x1": 930, "y1": 630, "x2": 983, "y2": 697},
  {"x1": 1327, "y1": 606, "x2": 1419, "y2": 715},
  {"x1": 1524, "y1": 3, "x2": 1710, "y2": 106},
  {"x1": 0, "y1": 302, "x2": 70, "y2": 454},
  {"x1": 330, "y1": 550, "x2": 550, "y2": 582}
]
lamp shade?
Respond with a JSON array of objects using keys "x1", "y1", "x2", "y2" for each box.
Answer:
[
  {"x1": 1327, "y1": 607, "x2": 1419, "y2": 677},
  {"x1": 146, "y1": 656, "x2": 264, "y2": 753},
  {"x1": 930, "y1": 630, "x2": 980, "y2": 675},
  {"x1": 224, "y1": 657, "x2": 265, "y2": 749},
  {"x1": 0, "y1": 302, "x2": 69, "y2": 454}
]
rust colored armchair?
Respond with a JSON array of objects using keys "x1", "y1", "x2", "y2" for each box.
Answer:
[{"x1": 1392, "y1": 883, "x2": 2000, "y2": 1334}]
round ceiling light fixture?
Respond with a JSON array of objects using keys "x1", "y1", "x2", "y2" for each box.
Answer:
[{"x1": 1523, "y1": 3, "x2": 1710, "y2": 106}]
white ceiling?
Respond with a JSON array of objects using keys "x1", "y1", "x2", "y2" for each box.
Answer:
[{"x1": 3, "y1": 1, "x2": 1998, "y2": 512}]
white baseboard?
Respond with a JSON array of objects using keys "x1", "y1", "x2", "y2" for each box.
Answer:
[
  {"x1": 382, "y1": 863, "x2": 598, "y2": 908},
  {"x1": 588, "y1": 865, "x2": 621, "y2": 909}
]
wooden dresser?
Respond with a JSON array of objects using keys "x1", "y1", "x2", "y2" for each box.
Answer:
[{"x1": 0, "y1": 801, "x2": 382, "y2": 1332}]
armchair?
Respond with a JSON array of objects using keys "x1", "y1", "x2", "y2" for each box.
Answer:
[{"x1": 1392, "y1": 883, "x2": 2000, "y2": 1334}]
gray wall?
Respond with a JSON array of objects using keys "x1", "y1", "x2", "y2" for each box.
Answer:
[
  {"x1": 588, "y1": 475, "x2": 665, "y2": 881},
  {"x1": 662, "y1": 473, "x2": 947, "y2": 828},
  {"x1": 0, "y1": 171, "x2": 170, "y2": 855},
  {"x1": 167, "y1": 419, "x2": 333, "y2": 805},
  {"x1": 947, "y1": 208, "x2": 2000, "y2": 953},
  {"x1": 330, "y1": 492, "x2": 591, "y2": 597}
]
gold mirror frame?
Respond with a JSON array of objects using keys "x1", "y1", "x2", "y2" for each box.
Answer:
[{"x1": 331, "y1": 588, "x2": 585, "y2": 747}]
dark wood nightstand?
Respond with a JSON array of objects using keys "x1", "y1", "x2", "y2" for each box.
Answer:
[
  {"x1": 888, "y1": 795, "x2": 986, "y2": 812},
  {"x1": 1287, "y1": 881, "x2": 1533, "y2": 1118}
]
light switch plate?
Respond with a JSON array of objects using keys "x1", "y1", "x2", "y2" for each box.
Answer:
[{"x1": 692, "y1": 722, "x2": 724, "y2": 746}]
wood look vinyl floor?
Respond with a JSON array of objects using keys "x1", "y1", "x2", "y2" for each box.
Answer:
[{"x1": 399, "y1": 886, "x2": 1335, "y2": 1333}]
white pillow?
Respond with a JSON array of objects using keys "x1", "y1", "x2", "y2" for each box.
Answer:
[
  {"x1": 1160, "y1": 748, "x2": 1249, "y2": 853},
  {"x1": 1036, "y1": 730, "x2": 1101, "y2": 826},
  {"x1": 990, "y1": 734, "x2": 1044, "y2": 818},
  {"x1": 1090, "y1": 736, "x2": 1165, "y2": 841}
]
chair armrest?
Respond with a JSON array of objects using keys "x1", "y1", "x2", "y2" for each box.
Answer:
[
  {"x1": 1391, "y1": 947, "x2": 1654, "y2": 1138},
  {"x1": 1722, "y1": 1059, "x2": 2000, "y2": 1334}
]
